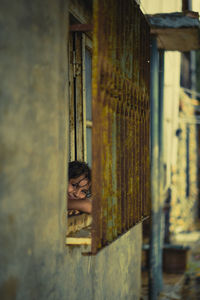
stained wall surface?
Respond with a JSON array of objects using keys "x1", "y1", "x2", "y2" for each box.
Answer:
[
  {"x1": 0, "y1": 1, "x2": 142, "y2": 299},
  {"x1": 170, "y1": 91, "x2": 199, "y2": 235}
]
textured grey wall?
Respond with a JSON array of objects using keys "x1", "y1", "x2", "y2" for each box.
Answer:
[
  {"x1": 0, "y1": 1, "x2": 142, "y2": 299},
  {"x1": 65, "y1": 224, "x2": 142, "y2": 300}
]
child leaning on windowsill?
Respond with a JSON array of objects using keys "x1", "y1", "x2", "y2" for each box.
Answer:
[{"x1": 67, "y1": 161, "x2": 92, "y2": 214}]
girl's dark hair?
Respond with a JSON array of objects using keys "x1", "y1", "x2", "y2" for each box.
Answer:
[{"x1": 68, "y1": 161, "x2": 91, "y2": 181}]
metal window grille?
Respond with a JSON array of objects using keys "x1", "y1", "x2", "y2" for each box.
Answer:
[{"x1": 91, "y1": 0, "x2": 151, "y2": 254}]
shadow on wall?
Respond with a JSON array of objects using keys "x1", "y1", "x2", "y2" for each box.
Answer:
[{"x1": 0, "y1": 276, "x2": 19, "y2": 300}]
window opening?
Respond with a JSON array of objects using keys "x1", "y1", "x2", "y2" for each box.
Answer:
[{"x1": 67, "y1": 11, "x2": 93, "y2": 247}]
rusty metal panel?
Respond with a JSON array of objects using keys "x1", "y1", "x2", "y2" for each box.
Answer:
[{"x1": 92, "y1": 0, "x2": 150, "y2": 254}]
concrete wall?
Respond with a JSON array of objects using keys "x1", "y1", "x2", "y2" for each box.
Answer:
[
  {"x1": 163, "y1": 52, "x2": 181, "y2": 188},
  {"x1": 0, "y1": 1, "x2": 142, "y2": 299},
  {"x1": 191, "y1": 0, "x2": 200, "y2": 12},
  {"x1": 170, "y1": 91, "x2": 199, "y2": 236},
  {"x1": 140, "y1": 0, "x2": 181, "y2": 14}
]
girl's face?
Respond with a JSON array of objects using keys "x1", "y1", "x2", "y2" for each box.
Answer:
[{"x1": 68, "y1": 174, "x2": 91, "y2": 201}]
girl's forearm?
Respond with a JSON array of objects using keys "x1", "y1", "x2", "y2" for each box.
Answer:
[{"x1": 68, "y1": 199, "x2": 92, "y2": 213}]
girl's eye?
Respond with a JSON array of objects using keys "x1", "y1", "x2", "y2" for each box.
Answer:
[
  {"x1": 81, "y1": 190, "x2": 87, "y2": 195},
  {"x1": 72, "y1": 183, "x2": 77, "y2": 188}
]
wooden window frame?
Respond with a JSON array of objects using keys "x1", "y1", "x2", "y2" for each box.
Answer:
[{"x1": 67, "y1": 3, "x2": 93, "y2": 248}]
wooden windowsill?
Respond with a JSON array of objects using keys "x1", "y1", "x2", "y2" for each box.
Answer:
[
  {"x1": 66, "y1": 227, "x2": 91, "y2": 245},
  {"x1": 66, "y1": 213, "x2": 92, "y2": 246}
]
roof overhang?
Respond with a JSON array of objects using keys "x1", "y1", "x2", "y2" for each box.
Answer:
[{"x1": 146, "y1": 11, "x2": 200, "y2": 51}]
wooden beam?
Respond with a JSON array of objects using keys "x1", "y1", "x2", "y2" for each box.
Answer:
[
  {"x1": 151, "y1": 27, "x2": 200, "y2": 51},
  {"x1": 147, "y1": 12, "x2": 200, "y2": 51},
  {"x1": 66, "y1": 237, "x2": 91, "y2": 245},
  {"x1": 70, "y1": 24, "x2": 93, "y2": 32}
]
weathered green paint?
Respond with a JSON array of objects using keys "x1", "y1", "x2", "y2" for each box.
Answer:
[{"x1": 0, "y1": 1, "x2": 142, "y2": 299}]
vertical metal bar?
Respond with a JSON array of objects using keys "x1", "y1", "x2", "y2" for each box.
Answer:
[
  {"x1": 129, "y1": 100, "x2": 134, "y2": 226},
  {"x1": 116, "y1": 101, "x2": 122, "y2": 234},
  {"x1": 121, "y1": 84, "x2": 126, "y2": 231},
  {"x1": 136, "y1": 7, "x2": 141, "y2": 222},
  {"x1": 91, "y1": 0, "x2": 101, "y2": 254},
  {"x1": 133, "y1": 90, "x2": 138, "y2": 223},
  {"x1": 136, "y1": 90, "x2": 140, "y2": 223},
  {"x1": 142, "y1": 17, "x2": 146, "y2": 218},
  {"x1": 159, "y1": 51, "x2": 165, "y2": 185},
  {"x1": 143, "y1": 22, "x2": 148, "y2": 217},
  {"x1": 124, "y1": 83, "x2": 129, "y2": 230},
  {"x1": 149, "y1": 36, "x2": 162, "y2": 300},
  {"x1": 131, "y1": 87, "x2": 136, "y2": 225},
  {"x1": 141, "y1": 96, "x2": 145, "y2": 218},
  {"x1": 69, "y1": 32, "x2": 75, "y2": 161},
  {"x1": 139, "y1": 97, "x2": 142, "y2": 220},
  {"x1": 73, "y1": 33, "x2": 77, "y2": 160},
  {"x1": 127, "y1": 84, "x2": 134, "y2": 226},
  {"x1": 75, "y1": 32, "x2": 84, "y2": 161},
  {"x1": 186, "y1": 125, "x2": 190, "y2": 197},
  {"x1": 131, "y1": 2, "x2": 137, "y2": 225},
  {"x1": 91, "y1": 92, "x2": 102, "y2": 253},
  {"x1": 82, "y1": 33, "x2": 87, "y2": 162},
  {"x1": 106, "y1": 76, "x2": 115, "y2": 242},
  {"x1": 112, "y1": 71, "x2": 119, "y2": 238},
  {"x1": 101, "y1": 92, "x2": 109, "y2": 246},
  {"x1": 146, "y1": 23, "x2": 151, "y2": 217},
  {"x1": 158, "y1": 48, "x2": 165, "y2": 293},
  {"x1": 139, "y1": 13, "x2": 142, "y2": 218},
  {"x1": 112, "y1": 105, "x2": 118, "y2": 239}
]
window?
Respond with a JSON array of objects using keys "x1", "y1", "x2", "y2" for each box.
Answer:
[
  {"x1": 68, "y1": 28, "x2": 92, "y2": 165},
  {"x1": 66, "y1": 0, "x2": 151, "y2": 254},
  {"x1": 66, "y1": 2, "x2": 93, "y2": 248}
]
